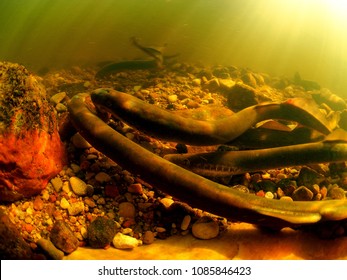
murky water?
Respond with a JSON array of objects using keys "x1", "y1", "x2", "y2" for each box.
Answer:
[{"x1": 1, "y1": 0, "x2": 347, "y2": 97}]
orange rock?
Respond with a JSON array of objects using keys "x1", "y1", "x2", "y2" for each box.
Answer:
[{"x1": 0, "y1": 62, "x2": 67, "y2": 202}]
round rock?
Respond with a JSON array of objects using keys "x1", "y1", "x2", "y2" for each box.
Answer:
[
  {"x1": 69, "y1": 177, "x2": 88, "y2": 196},
  {"x1": 192, "y1": 216, "x2": 219, "y2": 240},
  {"x1": 118, "y1": 202, "x2": 136, "y2": 219}
]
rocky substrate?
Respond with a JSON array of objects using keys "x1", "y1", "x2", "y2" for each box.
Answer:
[{"x1": 1, "y1": 61, "x2": 347, "y2": 259}]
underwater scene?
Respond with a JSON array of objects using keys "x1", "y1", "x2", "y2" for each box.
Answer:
[{"x1": 1, "y1": 0, "x2": 347, "y2": 260}]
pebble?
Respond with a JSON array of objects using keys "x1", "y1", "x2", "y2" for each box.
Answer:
[
  {"x1": 70, "y1": 176, "x2": 89, "y2": 196},
  {"x1": 297, "y1": 167, "x2": 324, "y2": 187},
  {"x1": 167, "y1": 94, "x2": 178, "y2": 103},
  {"x1": 264, "y1": 192, "x2": 274, "y2": 199},
  {"x1": 51, "y1": 177, "x2": 63, "y2": 192},
  {"x1": 50, "y1": 92, "x2": 66, "y2": 105},
  {"x1": 55, "y1": 103, "x2": 67, "y2": 112},
  {"x1": 71, "y1": 133, "x2": 92, "y2": 149},
  {"x1": 180, "y1": 215, "x2": 191, "y2": 231},
  {"x1": 87, "y1": 216, "x2": 116, "y2": 248},
  {"x1": 327, "y1": 186, "x2": 346, "y2": 199},
  {"x1": 280, "y1": 196, "x2": 294, "y2": 202},
  {"x1": 121, "y1": 227, "x2": 132, "y2": 234},
  {"x1": 68, "y1": 201, "x2": 85, "y2": 216},
  {"x1": 218, "y1": 78, "x2": 235, "y2": 90},
  {"x1": 192, "y1": 78, "x2": 201, "y2": 86},
  {"x1": 96, "y1": 197, "x2": 106, "y2": 205},
  {"x1": 60, "y1": 197, "x2": 70, "y2": 209},
  {"x1": 118, "y1": 202, "x2": 136, "y2": 219},
  {"x1": 41, "y1": 189, "x2": 50, "y2": 201},
  {"x1": 70, "y1": 163, "x2": 81, "y2": 173},
  {"x1": 159, "y1": 197, "x2": 174, "y2": 209},
  {"x1": 192, "y1": 217, "x2": 219, "y2": 240},
  {"x1": 156, "y1": 227, "x2": 166, "y2": 233},
  {"x1": 127, "y1": 183, "x2": 143, "y2": 194},
  {"x1": 33, "y1": 196, "x2": 44, "y2": 211},
  {"x1": 62, "y1": 181, "x2": 71, "y2": 193},
  {"x1": 292, "y1": 186, "x2": 314, "y2": 201},
  {"x1": 142, "y1": 231, "x2": 155, "y2": 245},
  {"x1": 50, "y1": 221, "x2": 79, "y2": 254},
  {"x1": 95, "y1": 172, "x2": 112, "y2": 183},
  {"x1": 112, "y1": 232, "x2": 142, "y2": 249}
]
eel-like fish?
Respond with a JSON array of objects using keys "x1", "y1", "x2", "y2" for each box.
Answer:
[
  {"x1": 95, "y1": 37, "x2": 177, "y2": 79},
  {"x1": 164, "y1": 130, "x2": 347, "y2": 177},
  {"x1": 90, "y1": 88, "x2": 332, "y2": 146},
  {"x1": 68, "y1": 92, "x2": 347, "y2": 229},
  {"x1": 95, "y1": 60, "x2": 158, "y2": 79}
]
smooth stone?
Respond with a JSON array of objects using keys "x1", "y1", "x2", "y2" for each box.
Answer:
[
  {"x1": 192, "y1": 78, "x2": 201, "y2": 86},
  {"x1": 180, "y1": 215, "x2": 191, "y2": 231},
  {"x1": 95, "y1": 172, "x2": 112, "y2": 183},
  {"x1": 112, "y1": 232, "x2": 142, "y2": 249},
  {"x1": 55, "y1": 103, "x2": 67, "y2": 112},
  {"x1": 192, "y1": 217, "x2": 219, "y2": 240},
  {"x1": 69, "y1": 176, "x2": 88, "y2": 196},
  {"x1": 50, "y1": 92, "x2": 67, "y2": 105},
  {"x1": 118, "y1": 202, "x2": 136, "y2": 219},
  {"x1": 167, "y1": 94, "x2": 178, "y2": 103},
  {"x1": 264, "y1": 192, "x2": 274, "y2": 199}
]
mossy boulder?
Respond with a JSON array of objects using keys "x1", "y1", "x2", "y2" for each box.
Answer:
[{"x1": 0, "y1": 61, "x2": 67, "y2": 201}]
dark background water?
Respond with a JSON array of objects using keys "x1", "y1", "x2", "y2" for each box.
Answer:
[{"x1": 1, "y1": 0, "x2": 347, "y2": 97}]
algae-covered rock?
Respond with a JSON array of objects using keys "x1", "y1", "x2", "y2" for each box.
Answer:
[
  {"x1": 0, "y1": 61, "x2": 67, "y2": 201},
  {"x1": 87, "y1": 216, "x2": 117, "y2": 248},
  {"x1": 50, "y1": 220, "x2": 79, "y2": 254}
]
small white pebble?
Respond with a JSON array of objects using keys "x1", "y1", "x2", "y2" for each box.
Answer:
[
  {"x1": 265, "y1": 192, "x2": 274, "y2": 199},
  {"x1": 112, "y1": 232, "x2": 142, "y2": 249},
  {"x1": 60, "y1": 197, "x2": 70, "y2": 209}
]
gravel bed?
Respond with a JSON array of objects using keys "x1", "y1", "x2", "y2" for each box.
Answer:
[{"x1": 1, "y1": 61, "x2": 347, "y2": 258}]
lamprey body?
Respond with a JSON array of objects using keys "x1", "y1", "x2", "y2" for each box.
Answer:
[
  {"x1": 164, "y1": 137, "x2": 347, "y2": 177},
  {"x1": 68, "y1": 92, "x2": 347, "y2": 229},
  {"x1": 90, "y1": 88, "x2": 332, "y2": 146}
]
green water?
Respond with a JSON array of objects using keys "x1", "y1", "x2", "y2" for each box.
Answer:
[{"x1": 1, "y1": 0, "x2": 347, "y2": 97}]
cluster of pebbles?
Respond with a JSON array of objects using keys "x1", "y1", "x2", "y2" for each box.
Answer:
[{"x1": 2, "y1": 61, "x2": 347, "y2": 259}]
